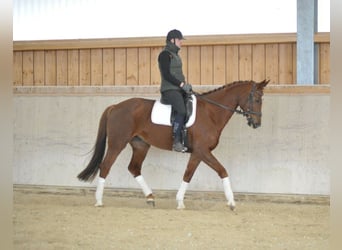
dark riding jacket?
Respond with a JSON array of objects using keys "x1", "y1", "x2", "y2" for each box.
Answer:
[{"x1": 158, "y1": 41, "x2": 185, "y2": 93}]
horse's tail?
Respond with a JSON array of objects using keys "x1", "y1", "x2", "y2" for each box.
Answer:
[{"x1": 77, "y1": 107, "x2": 110, "y2": 182}]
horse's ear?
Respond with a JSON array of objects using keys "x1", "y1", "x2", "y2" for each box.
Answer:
[{"x1": 258, "y1": 79, "x2": 270, "y2": 89}]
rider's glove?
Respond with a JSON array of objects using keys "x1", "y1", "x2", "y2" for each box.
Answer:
[{"x1": 182, "y1": 83, "x2": 192, "y2": 94}]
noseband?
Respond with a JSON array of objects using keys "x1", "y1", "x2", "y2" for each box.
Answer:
[{"x1": 194, "y1": 83, "x2": 262, "y2": 118}]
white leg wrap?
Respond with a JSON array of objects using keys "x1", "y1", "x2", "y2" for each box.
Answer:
[
  {"x1": 176, "y1": 181, "x2": 189, "y2": 209},
  {"x1": 176, "y1": 181, "x2": 189, "y2": 201},
  {"x1": 135, "y1": 175, "x2": 152, "y2": 196},
  {"x1": 95, "y1": 177, "x2": 105, "y2": 207},
  {"x1": 222, "y1": 177, "x2": 236, "y2": 208}
]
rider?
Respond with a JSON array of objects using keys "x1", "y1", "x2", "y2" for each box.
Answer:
[{"x1": 158, "y1": 29, "x2": 192, "y2": 152}]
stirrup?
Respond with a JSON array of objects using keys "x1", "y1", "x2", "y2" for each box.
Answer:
[{"x1": 173, "y1": 141, "x2": 187, "y2": 153}]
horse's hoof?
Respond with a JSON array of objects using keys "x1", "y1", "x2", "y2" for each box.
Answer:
[
  {"x1": 94, "y1": 202, "x2": 103, "y2": 207},
  {"x1": 176, "y1": 202, "x2": 186, "y2": 210},
  {"x1": 146, "y1": 199, "x2": 155, "y2": 207},
  {"x1": 177, "y1": 205, "x2": 185, "y2": 210},
  {"x1": 227, "y1": 201, "x2": 236, "y2": 211}
]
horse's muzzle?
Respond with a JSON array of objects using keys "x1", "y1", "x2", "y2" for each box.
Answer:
[{"x1": 247, "y1": 117, "x2": 260, "y2": 129}]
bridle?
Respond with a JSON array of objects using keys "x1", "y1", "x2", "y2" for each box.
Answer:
[{"x1": 193, "y1": 83, "x2": 262, "y2": 118}]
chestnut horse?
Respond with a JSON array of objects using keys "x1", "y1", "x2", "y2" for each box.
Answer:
[{"x1": 77, "y1": 80, "x2": 269, "y2": 210}]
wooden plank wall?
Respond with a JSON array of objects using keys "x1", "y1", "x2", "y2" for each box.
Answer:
[{"x1": 13, "y1": 33, "x2": 330, "y2": 86}]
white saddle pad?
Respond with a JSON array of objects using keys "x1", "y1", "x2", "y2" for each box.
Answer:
[{"x1": 151, "y1": 95, "x2": 197, "y2": 127}]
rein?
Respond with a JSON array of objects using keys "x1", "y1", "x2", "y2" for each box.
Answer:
[{"x1": 192, "y1": 83, "x2": 261, "y2": 117}]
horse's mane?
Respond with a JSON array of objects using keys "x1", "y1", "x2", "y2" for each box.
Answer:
[{"x1": 199, "y1": 80, "x2": 255, "y2": 96}]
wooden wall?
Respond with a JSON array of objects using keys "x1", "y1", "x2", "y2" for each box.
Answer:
[{"x1": 13, "y1": 33, "x2": 330, "y2": 87}]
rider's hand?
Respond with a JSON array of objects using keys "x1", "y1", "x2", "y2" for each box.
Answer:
[{"x1": 182, "y1": 83, "x2": 192, "y2": 94}]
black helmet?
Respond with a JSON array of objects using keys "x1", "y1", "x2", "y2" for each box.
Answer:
[{"x1": 166, "y1": 29, "x2": 185, "y2": 41}]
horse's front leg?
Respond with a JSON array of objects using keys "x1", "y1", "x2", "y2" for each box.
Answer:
[
  {"x1": 201, "y1": 151, "x2": 236, "y2": 211},
  {"x1": 176, "y1": 154, "x2": 201, "y2": 209}
]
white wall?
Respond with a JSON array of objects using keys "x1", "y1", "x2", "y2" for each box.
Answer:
[{"x1": 13, "y1": 91, "x2": 330, "y2": 195}]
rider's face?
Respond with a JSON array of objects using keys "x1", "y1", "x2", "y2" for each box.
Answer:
[{"x1": 172, "y1": 38, "x2": 183, "y2": 48}]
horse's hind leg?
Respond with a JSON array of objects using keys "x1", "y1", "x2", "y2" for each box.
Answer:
[
  {"x1": 128, "y1": 137, "x2": 155, "y2": 206},
  {"x1": 95, "y1": 140, "x2": 128, "y2": 207}
]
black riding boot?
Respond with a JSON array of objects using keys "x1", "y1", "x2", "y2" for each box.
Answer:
[{"x1": 172, "y1": 115, "x2": 187, "y2": 152}]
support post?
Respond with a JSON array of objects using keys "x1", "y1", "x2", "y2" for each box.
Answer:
[{"x1": 297, "y1": 0, "x2": 318, "y2": 85}]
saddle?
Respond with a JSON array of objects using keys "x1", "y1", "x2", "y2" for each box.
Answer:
[
  {"x1": 151, "y1": 94, "x2": 196, "y2": 152},
  {"x1": 151, "y1": 94, "x2": 197, "y2": 127}
]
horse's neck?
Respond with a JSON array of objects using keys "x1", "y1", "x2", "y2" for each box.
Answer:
[
  {"x1": 208, "y1": 85, "x2": 241, "y2": 108},
  {"x1": 204, "y1": 87, "x2": 240, "y2": 128}
]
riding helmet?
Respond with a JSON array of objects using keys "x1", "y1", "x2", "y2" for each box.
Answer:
[{"x1": 166, "y1": 29, "x2": 185, "y2": 41}]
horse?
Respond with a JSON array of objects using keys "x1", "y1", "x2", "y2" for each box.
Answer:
[{"x1": 77, "y1": 79, "x2": 269, "y2": 210}]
